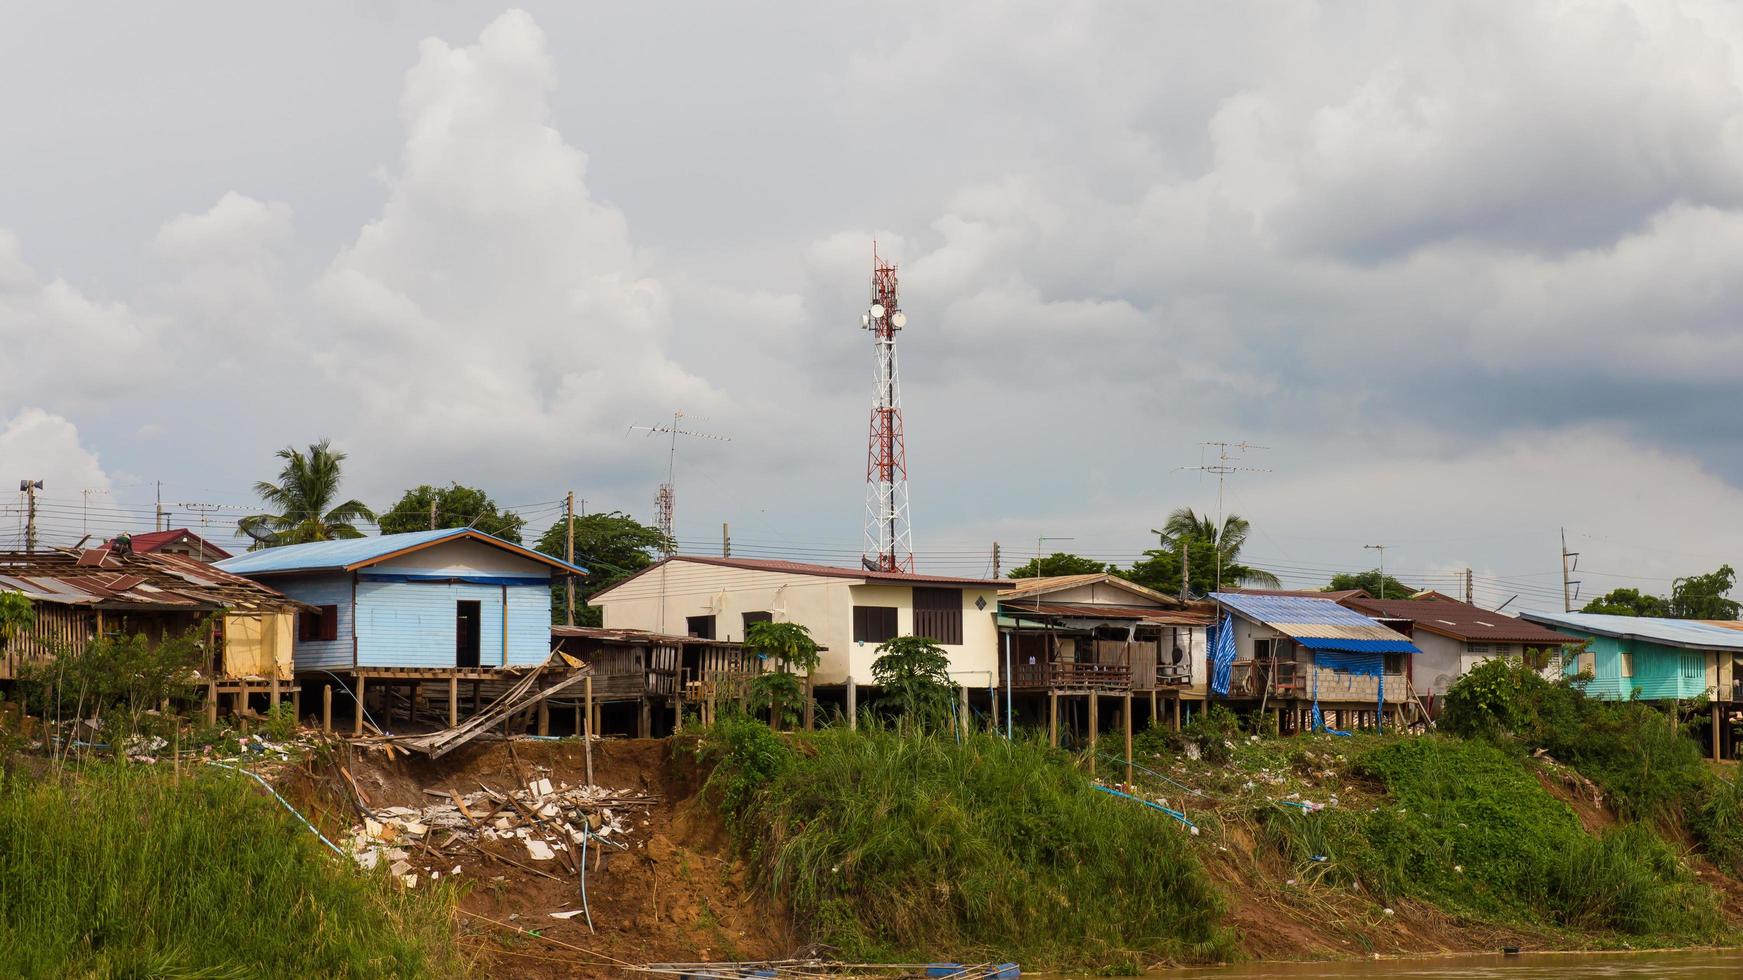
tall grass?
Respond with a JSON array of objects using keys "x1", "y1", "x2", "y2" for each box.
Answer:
[
  {"x1": 699, "y1": 720, "x2": 1234, "y2": 970},
  {"x1": 0, "y1": 764, "x2": 463, "y2": 979},
  {"x1": 1259, "y1": 737, "x2": 1723, "y2": 940}
]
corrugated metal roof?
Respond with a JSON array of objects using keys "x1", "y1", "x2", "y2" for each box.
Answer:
[
  {"x1": 1211, "y1": 592, "x2": 1419, "y2": 653},
  {"x1": 999, "y1": 574, "x2": 1181, "y2": 606},
  {"x1": 0, "y1": 551, "x2": 300, "y2": 611},
  {"x1": 216, "y1": 528, "x2": 586, "y2": 577},
  {"x1": 999, "y1": 599, "x2": 1212, "y2": 626},
  {"x1": 1521, "y1": 612, "x2": 1743, "y2": 651},
  {"x1": 594, "y1": 556, "x2": 1009, "y2": 598}
]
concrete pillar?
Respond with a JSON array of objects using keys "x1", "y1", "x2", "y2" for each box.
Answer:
[
  {"x1": 846, "y1": 677, "x2": 858, "y2": 731},
  {"x1": 1123, "y1": 692, "x2": 1134, "y2": 788}
]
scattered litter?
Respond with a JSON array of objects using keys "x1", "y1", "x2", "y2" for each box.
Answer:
[{"x1": 549, "y1": 909, "x2": 587, "y2": 920}]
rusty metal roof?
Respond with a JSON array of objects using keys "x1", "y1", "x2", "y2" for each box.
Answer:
[
  {"x1": 1000, "y1": 573, "x2": 1183, "y2": 606},
  {"x1": 0, "y1": 550, "x2": 302, "y2": 612},
  {"x1": 999, "y1": 599, "x2": 1212, "y2": 626},
  {"x1": 550, "y1": 625, "x2": 740, "y2": 647},
  {"x1": 1345, "y1": 596, "x2": 1578, "y2": 645}
]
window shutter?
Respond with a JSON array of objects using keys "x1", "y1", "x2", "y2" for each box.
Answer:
[
  {"x1": 318, "y1": 605, "x2": 339, "y2": 642},
  {"x1": 298, "y1": 611, "x2": 315, "y2": 643},
  {"x1": 911, "y1": 588, "x2": 963, "y2": 645}
]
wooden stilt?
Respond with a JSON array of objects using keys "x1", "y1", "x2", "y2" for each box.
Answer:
[
  {"x1": 583, "y1": 675, "x2": 594, "y2": 786},
  {"x1": 353, "y1": 674, "x2": 366, "y2": 736},
  {"x1": 205, "y1": 681, "x2": 218, "y2": 727},
  {"x1": 1089, "y1": 690, "x2": 1099, "y2": 774},
  {"x1": 1123, "y1": 692, "x2": 1134, "y2": 788},
  {"x1": 537, "y1": 697, "x2": 550, "y2": 736},
  {"x1": 574, "y1": 703, "x2": 582, "y2": 737},
  {"x1": 291, "y1": 687, "x2": 301, "y2": 723},
  {"x1": 322, "y1": 684, "x2": 332, "y2": 734},
  {"x1": 639, "y1": 697, "x2": 651, "y2": 738},
  {"x1": 448, "y1": 676, "x2": 459, "y2": 728},
  {"x1": 1714, "y1": 703, "x2": 1722, "y2": 759},
  {"x1": 269, "y1": 674, "x2": 281, "y2": 711},
  {"x1": 804, "y1": 674, "x2": 815, "y2": 731},
  {"x1": 958, "y1": 685, "x2": 970, "y2": 736},
  {"x1": 1148, "y1": 689, "x2": 1158, "y2": 730},
  {"x1": 1049, "y1": 690, "x2": 1059, "y2": 747}
]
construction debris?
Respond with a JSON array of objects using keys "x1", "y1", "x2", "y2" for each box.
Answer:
[
  {"x1": 351, "y1": 665, "x2": 593, "y2": 759},
  {"x1": 343, "y1": 772, "x2": 658, "y2": 887}
]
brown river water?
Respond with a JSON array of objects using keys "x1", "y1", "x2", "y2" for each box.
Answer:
[{"x1": 1096, "y1": 950, "x2": 1742, "y2": 978}]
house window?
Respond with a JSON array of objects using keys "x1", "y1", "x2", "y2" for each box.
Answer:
[
  {"x1": 741, "y1": 611, "x2": 773, "y2": 638},
  {"x1": 1252, "y1": 638, "x2": 1273, "y2": 660},
  {"x1": 1384, "y1": 653, "x2": 1405, "y2": 675},
  {"x1": 298, "y1": 605, "x2": 338, "y2": 643},
  {"x1": 911, "y1": 588, "x2": 963, "y2": 645},
  {"x1": 685, "y1": 615, "x2": 716, "y2": 639},
  {"x1": 1619, "y1": 652, "x2": 1634, "y2": 677},
  {"x1": 853, "y1": 605, "x2": 898, "y2": 644}
]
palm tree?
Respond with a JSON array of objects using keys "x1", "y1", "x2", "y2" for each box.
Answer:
[
  {"x1": 239, "y1": 440, "x2": 376, "y2": 550},
  {"x1": 1160, "y1": 507, "x2": 1281, "y2": 590}
]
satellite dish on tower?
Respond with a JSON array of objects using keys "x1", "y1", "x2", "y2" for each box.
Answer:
[
  {"x1": 890, "y1": 311, "x2": 907, "y2": 328},
  {"x1": 870, "y1": 303, "x2": 885, "y2": 318}
]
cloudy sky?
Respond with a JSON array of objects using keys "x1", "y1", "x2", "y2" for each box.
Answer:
[{"x1": 4, "y1": 1, "x2": 1742, "y2": 611}]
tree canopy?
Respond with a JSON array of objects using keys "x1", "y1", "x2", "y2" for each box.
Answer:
[
  {"x1": 1580, "y1": 566, "x2": 1739, "y2": 620},
  {"x1": 1327, "y1": 569, "x2": 1417, "y2": 599},
  {"x1": 535, "y1": 511, "x2": 673, "y2": 625},
  {"x1": 1007, "y1": 553, "x2": 1111, "y2": 579},
  {"x1": 870, "y1": 635, "x2": 957, "y2": 729},
  {"x1": 377, "y1": 484, "x2": 524, "y2": 543},
  {"x1": 1116, "y1": 507, "x2": 1279, "y2": 596},
  {"x1": 238, "y1": 440, "x2": 375, "y2": 550}
]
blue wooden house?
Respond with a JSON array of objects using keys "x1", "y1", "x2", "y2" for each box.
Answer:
[{"x1": 216, "y1": 528, "x2": 585, "y2": 674}]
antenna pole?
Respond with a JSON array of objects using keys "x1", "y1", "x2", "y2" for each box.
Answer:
[
  {"x1": 627, "y1": 411, "x2": 731, "y2": 553},
  {"x1": 21, "y1": 480, "x2": 40, "y2": 553},
  {"x1": 1181, "y1": 442, "x2": 1269, "y2": 592},
  {"x1": 861, "y1": 245, "x2": 914, "y2": 572},
  {"x1": 565, "y1": 491, "x2": 576, "y2": 626},
  {"x1": 1363, "y1": 544, "x2": 1389, "y2": 599},
  {"x1": 1560, "y1": 528, "x2": 1581, "y2": 612}
]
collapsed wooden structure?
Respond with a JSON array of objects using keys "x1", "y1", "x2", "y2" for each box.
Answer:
[
  {"x1": 0, "y1": 546, "x2": 307, "y2": 718},
  {"x1": 549, "y1": 626, "x2": 770, "y2": 735}
]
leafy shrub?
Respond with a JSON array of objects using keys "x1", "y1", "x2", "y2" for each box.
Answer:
[
  {"x1": 1690, "y1": 769, "x2": 1743, "y2": 874},
  {"x1": 17, "y1": 629, "x2": 206, "y2": 743}
]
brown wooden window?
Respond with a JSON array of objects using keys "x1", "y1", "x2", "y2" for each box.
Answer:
[
  {"x1": 852, "y1": 606, "x2": 898, "y2": 644},
  {"x1": 911, "y1": 588, "x2": 963, "y2": 645},
  {"x1": 686, "y1": 615, "x2": 716, "y2": 640},
  {"x1": 300, "y1": 605, "x2": 339, "y2": 643},
  {"x1": 741, "y1": 611, "x2": 773, "y2": 638}
]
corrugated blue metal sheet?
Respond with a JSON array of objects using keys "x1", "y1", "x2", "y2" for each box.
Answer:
[
  {"x1": 216, "y1": 528, "x2": 585, "y2": 577},
  {"x1": 354, "y1": 579, "x2": 554, "y2": 668},
  {"x1": 1211, "y1": 592, "x2": 1419, "y2": 653},
  {"x1": 1523, "y1": 611, "x2": 1743, "y2": 651},
  {"x1": 272, "y1": 574, "x2": 354, "y2": 672}
]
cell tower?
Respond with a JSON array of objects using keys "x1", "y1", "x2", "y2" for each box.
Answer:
[
  {"x1": 861, "y1": 245, "x2": 913, "y2": 572},
  {"x1": 628, "y1": 411, "x2": 730, "y2": 553}
]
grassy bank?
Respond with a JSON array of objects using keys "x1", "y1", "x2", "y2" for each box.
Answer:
[
  {"x1": 1258, "y1": 736, "x2": 1724, "y2": 941},
  {"x1": 698, "y1": 720, "x2": 1235, "y2": 971},
  {"x1": 0, "y1": 763, "x2": 463, "y2": 979}
]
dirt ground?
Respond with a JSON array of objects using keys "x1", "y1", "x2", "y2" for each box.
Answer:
[{"x1": 286, "y1": 736, "x2": 793, "y2": 978}]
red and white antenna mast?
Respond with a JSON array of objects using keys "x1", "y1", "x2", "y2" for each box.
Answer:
[{"x1": 862, "y1": 245, "x2": 914, "y2": 572}]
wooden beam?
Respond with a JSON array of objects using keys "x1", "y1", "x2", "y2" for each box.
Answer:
[
  {"x1": 1124, "y1": 692, "x2": 1134, "y2": 788},
  {"x1": 583, "y1": 675, "x2": 594, "y2": 786},
  {"x1": 537, "y1": 697, "x2": 550, "y2": 737},
  {"x1": 1089, "y1": 690, "x2": 1099, "y2": 775},
  {"x1": 1049, "y1": 690, "x2": 1058, "y2": 747},
  {"x1": 353, "y1": 674, "x2": 366, "y2": 736},
  {"x1": 322, "y1": 684, "x2": 332, "y2": 734},
  {"x1": 449, "y1": 675, "x2": 459, "y2": 728}
]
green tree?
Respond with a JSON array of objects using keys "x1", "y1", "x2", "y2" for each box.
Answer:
[
  {"x1": 1007, "y1": 553, "x2": 1111, "y2": 579},
  {"x1": 744, "y1": 621, "x2": 821, "y2": 730},
  {"x1": 0, "y1": 590, "x2": 34, "y2": 655},
  {"x1": 1119, "y1": 507, "x2": 1279, "y2": 595},
  {"x1": 238, "y1": 440, "x2": 375, "y2": 550},
  {"x1": 535, "y1": 511, "x2": 673, "y2": 625},
  {"x1": 1327, "y1": 569, "x2": 1416, "y2": 599},
  {"x1": 1668, "y1": 566, "x2": 1740, "y2": 620},
  {"x1": 870, "y1": 635, "x2": 957, "y2": 731},
  {"x1": 1582, "y1": 588, "x2": 1669, "y2": 617},
  {"x1": 376, "y1": 483, "x2": 524, "y2": 542}
]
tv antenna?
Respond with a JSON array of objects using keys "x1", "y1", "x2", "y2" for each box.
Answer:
[
  {"x1": 627, "y1": 411, "x2": 730, "y2": 550},
  {"x1": 1180, "y1": 441, "x2": 1271, "y2": 592}
]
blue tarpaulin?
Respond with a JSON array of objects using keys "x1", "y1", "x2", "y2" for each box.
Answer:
[{"x1": 1210, "y1": 612, "x2": 1235, "y2": 695}]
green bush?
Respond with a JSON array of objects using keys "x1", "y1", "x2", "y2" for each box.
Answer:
[
  {"x1": 703, "y1": 723, "x2": 1233, "y2": 969},
  {"x1": 1690, "y1": 769, "x2": 1743, "y2": 875},
  {"x1": 1259, "y1": 736, "x2": 1721, "y2": 940},
  {"x1": 0, "y1": 764, "x2": 462, "y2": 978}
]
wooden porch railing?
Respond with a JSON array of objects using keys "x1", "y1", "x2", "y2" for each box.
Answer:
[{"x1": 1008, "y1": 661, "x2": 1132, "y2": 691}]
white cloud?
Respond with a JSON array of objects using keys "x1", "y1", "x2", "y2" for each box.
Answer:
[{"x1": 0, "y1": 408, "x2": 111, "y2": 492}]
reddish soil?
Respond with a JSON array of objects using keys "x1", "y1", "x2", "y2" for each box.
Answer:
[{"x1": 287, "y1": 737, "x2": 793, "y2": 978}]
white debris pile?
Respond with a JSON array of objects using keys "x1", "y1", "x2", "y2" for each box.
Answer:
[{"x1": 344, "y1": 779, "x2": 658, "y2": 888}]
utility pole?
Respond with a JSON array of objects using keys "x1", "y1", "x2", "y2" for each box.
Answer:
[
  {"x1": 429, "y1": 498, "x2": 437, "y2": 530},
  {"x1": 991, "y1": 541, "x2": 1001, "y2": 578},
  {"x1": 19, "y1": 480, "x2": 41, "y2": 553},
  {"x1": 1561, "y1": 528, "x2": 1581, "y2": 613},
  {"x1": 1464, "y1": 567, "x2": 1474, "y2": 605},
  {"x1": 1364, "y1": 544, "x2": 1388, "y2": 599},
  {"x1": 155, "y1": 481, "x2": 164, "y2": 532},
  {"x1": 1181, "y1": 441, "x2": 1270, "y2": 593},
  {"x1": 1181, "y1": 538, "x2": 1190, "y2": 600},
  {"x1": 722, "y1": 522, "x2": 731, "y2": 558},
  {"x1": 565, "y1": 492, "x2": 576, "y2": 626}
]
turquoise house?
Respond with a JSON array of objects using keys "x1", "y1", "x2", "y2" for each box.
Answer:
[
  {"x1": 216, "y1": 528, "x2": 585, "y2": 674},
  {"x1": 1520, "y1": 612, "x2": 1742, "y2": 701}
]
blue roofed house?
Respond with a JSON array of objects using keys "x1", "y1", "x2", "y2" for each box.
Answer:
[
  {"x1": 1209, "y1": 592, "x2": 1421, "y2": 733},
  {"x1": 1521, "y1": 611, "x2": 1743, "y2": 759},
  {"x1": 217, "y1": 529, "x2": 586, "y2": 732}
]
